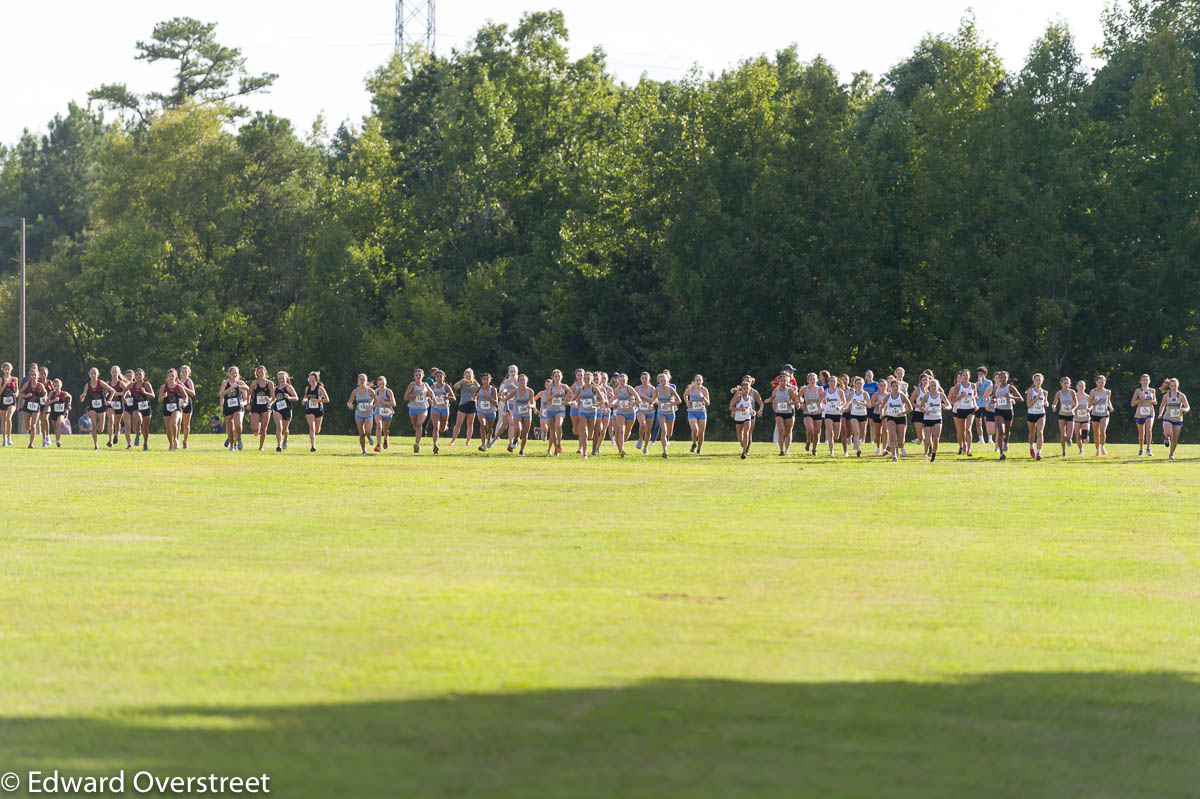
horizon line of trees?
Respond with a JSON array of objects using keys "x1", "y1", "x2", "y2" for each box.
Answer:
[{"x1": 1, "y1": 2, "x2": 1198, "y2": 439}]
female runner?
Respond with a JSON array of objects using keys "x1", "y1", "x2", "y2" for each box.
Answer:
[
  {"x1": 18, "y1": 363, "x2": 45, "y2": 448},
  {"x1": 130, "y1": 368, "x2": 155, "y2": 450},
  {"x1": 1051, "y1": 376, "x2": 1076, "y2": 458},
  {"x1": 655, "y1": 372, "x2": 683, "y2": 459},
  {"x1": 404, "y1": 369, "x2": 433, "y2": 453},
  {"x1": 772, "y1": 371, "x2": 799, "y2": 456},
  {"x1": 493, "y1": 365, "x2": 519, "y2": 448},
  {"x1": 159, "y1": 368, "x2": 186, "y2": 451},
  {"x1": 120, "y1": 368, "x2": 138, "y2": 449},
  {"x1": 449, "y1": 368, "x2": 479, "y2": 447},
  {"x1": 800, "y1": 373, "x2": 823, "y2": 455},
  {"x1": 0, "y1": 362, "x2": 16, "y2": 446},
  {"x1": 105, "y1": 366, "x2": 124, "y2": 447},
  {"x1": 79, "y1": 368, "x2": 113, "y2": 450},
  {"x1": 178, "y1": 365, "x2": 196, "y2": 450},
  {"x1": 47, "y1": 379, "x2": 71, "y2": 447},
  {"x1": 591, "y1": 372, "x2": 613, "y2": 456},
  {"x1": 729, "y1": 377, "x2": 761, "y2": 459},
  {"x1": 533, "y1": 379, "x2": 553, "y2": 447},
  {"x1": 37, "y1": 366, "x2": 52, "y2": 447},
  {"x1": 220, "y1": 367, "x2": 248, "y2": 452},
  {"x1": 429, "y1": 369, "x2": 455, "y2": 454},
  {"x1": 684, "y1": 375, "x2": 710, "y2": 455},
  {"x1": 822, "y1": 377, "x2": 845, "y2": 457},
  {"x1": 864, "y1": 370, "x2": 883, "y2": 452},
  {"x1": 474, "y1": 374, "x2": 499, "y2": 451},
  {"x1": 1071, "y1": 379, "x2": 1091, "y2": 453},
  {"x1": 985, "y1": 371, "x2": 1022, "y2": 460},
  {"x1": 246, "y1": 366, "x2": 275, "y2": 452},
  {"x1": 974, "y1": 366, "x2": 993, "y2": 445},
  {"x1": 948, "y1": 370, "x2": 976, "y2": 456},
  {"x1": 570, "y1": 372, "x2": 600, "y2": 459},
  {"x1": 1025, "y1": 373, "x2": 1049, "y2": 460},
  {"x1": 370, "y1": 375, "x2": 395, "y2": 452},
  {"x1": 302, "y1": 372, "x2": 328, "y2": 451},
  {"x1": 922, "y1": 378, "x2": 950, "y2": 461},
  {"x1": 348, "y1": 373, "x2": 378, "y2": 455},
  {"x1": 611, "y1": 374, "x2": 639, "y2": 457},
  {"x1": 837, "y1": 374, "x2": 852, "y2": 455},
  {"x1": 508, "y1": 374, "x2": 535, "y2": 456},
  {"x1": 1130, "y1": 373, "x2": 1157, "y2": 456},
  {"x1": 273, "y1": 371, "x2": 300, "y2": 452},
  {"x1": 635, "y1": 372, "x2": 657, "y2": 453},
  {"x1": 882, "y1": 378, "x2": 914, "y2": 461},
  {"x1": 542, "y1": 370, "x2": 568, "y2": 456},
  {"x1": 1090, "y1": 375, "x2": 1112, "y2": 456},
  {"x1": 1157, "y1": 378, "x2": 1190, "y2": 460},
  {"x1": 568, "y1": 368, "x2": 585, "y2": 450},
  {"x1": 844, "y1": 376, "x2": 871, "y2": 457}
]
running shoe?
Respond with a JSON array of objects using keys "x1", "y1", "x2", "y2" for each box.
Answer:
[
  {"x1": 373, "y1": 445, "x2": 381, "y2": 453},
  {"x1": 999, "y1": 452, "x2": 1006, "y2": 460},
  {"x1": 237, "y1": 441, "x2": 244, "y2": 451},
  {"x1": 279, "y1": 446, "x2": 284, "y2": 453}
]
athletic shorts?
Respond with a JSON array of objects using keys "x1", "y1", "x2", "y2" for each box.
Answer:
[
  {"x1": 579, "y1": 411, "x2": 596, "y2": 420},
  {"x1": 841, "y1": 412, "x2": 853, "y2": 422},
  {"x1": 659, "y1": 412, "x2": 676, "y2": 422},
  {"x1": 569, "y1": 406, "x2": 578, "y2": 418},
  {"x1": 983, "y1": 410, "x2": 996, "y2": 421},
  {"x1": 139, "y1": 409, "x2": 153, "y2": 419},
  {"x1": 1027, "y1": 412, "x2": 1045, "y2": 424},
  {"x1": 431, "y1": 407, "x2": 448, "y2": 416},
  {"x1": 923, "y1": 416, "x2": 942, "y2": 425},
  {"x1": 1058, "y1": 414, "x2": 1074, "y2": 422},
  {"x1": 48, "y1": 412, "x2": 64, "y2": 422},
  {"x1": 804, "y1": 413, "x2": 822, "y2": 421},
  {"x1": 1091, "y1": 414, "x2": 1109, "y2": 422},
  {"x1": 222, "y1": 408, "x2": 239, "y2": 419},
  {"x1": 994, "y1": 409, "x2": 1014, "y2": 421},
  {"x1": 954, "y1": 408, "x2": 974, "y2": 419},
  {"x1": 408, "y1": 409, "x2": 427, "y2": 418},
  {"x1": 849, "y1": 413, "x2": 868, "y2": 424},
  {"x1": 886, "y1": 415, "x2": 907, "y2": 426},
  {"x1": 179, "y1": 400, "x2": 193, "y2": 415},
  {"x1": 867, "y1": 411, "x2": 881, "y2": 422},
  {"x1": 775, "y1": 411, "x2": 794, "y2": 420},
  {"x1": 1164, "y1": 418, "x2": 1182, "y2": 427},
  {"x1": 123, "y1": 404, "x2": 136, "y2": 414},
  {"x1": 617, "y1": 412, "x2": 636, "y2": 422},
  {"x1": 544, "y1": 409, "x2": 564, "y2": 418},
  {"x1": 478, "y1": 412, "x2": 496, "y2": 421},
  {"x1": 305, "y1": 408, "x2": 323, "y2": 418},
  {"x1": 251, "y1": 403, "x2": 271, "y2": 416},
  {"x1": 1135, "y1": 414, "x2": 1154, "y2": 425},
  {"x1": 913, "y1": 416, "x2": 925, "y2": 426},
  {"x1": 459, "y1": 401, "x2": 476, "y2": 415},
  {"x1": 687, "y1": 411, "x2": 707, "y2": 421},
  {"x1": 822, "y1": 412, "x2": 840, "y2": 422},
  {"x1": 276, "y1": 408, "x2": 293, "y2": 422}
]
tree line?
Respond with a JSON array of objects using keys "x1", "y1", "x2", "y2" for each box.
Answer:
[{"x1": 1, "y1": 3, "x2": 1197, "y2": 440}]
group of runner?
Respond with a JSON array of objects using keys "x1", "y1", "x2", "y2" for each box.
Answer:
[{"x1": 1, "y1": 361, "x2": 1191, "y2": 459}]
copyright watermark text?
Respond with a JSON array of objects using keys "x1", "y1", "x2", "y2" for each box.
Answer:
[{"x1": 2, "y1": 770, "x2": 270, "y2": 794}]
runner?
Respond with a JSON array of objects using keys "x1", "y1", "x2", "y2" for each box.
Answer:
[
  {"x1": 772, "y1": 371, "x2": 799, "y2": 456},
  {"x1": 78, "y1": 368, "x2": 113, "y2": 450},
  {"x1": 863, "y1": 369, "x2": 882, "y2": 449},
  {"x1": 120, "y1": 368, "x2": 138, "y2": 449},
  {"x1": 47, "y1": 378, "x2": 71, "y2": 448},
  {"x1": 974, "y1": 366, "x2": 994, "y2": 446},
  {"x1": 684, "y1": 375, "x2": 710, "y2": 455},
  {"x1": 1157, "y1": 377, "x2": 1190, "y2": 460},
  {"x1": 0, "y1": 362, "x2": 17, "y2": 446},
  {"x1": 542, "y1": 369, "x2": 569, "y2": 456},
  {"x1": 429, "y1": 369, "x2": 455, "y2": 454},
  {"x1": 273, "y1": 371, "x2": 300, "y2": 452},
  {"x1": 348, "y1": 373, "x2": 378, "y2": 455},
  {"x1": 474, "y1": 374, "x2": 499, "y2": 451},
  {"x1": 843, "y1": 376, "x2": 871, "y2": 458},
  {"x1": 635, "y1": 372, "x2": 657, "y2": 454},
  {"x1": 1025, "y1": 373, "x2": 1049, "y2": 460},
  {"x1": 1130, "y1": 373, "x2": 1157, "y2": 456},
  {"x1": 507, "y1": 374, "x2": 535, "y2": 456},
  {"x1": 18, "y1": 363, "x2": 45, "y2": 449},
  {"x1": 246, "y1": 366, "x2": 275, "y2": 452},
  {"x1": 219, "y1": 367, "x2": 248, "y2": 452},
  {"x1": 654, "y1": 372, "x2": 683, "y2": 459},
  {"x1": 302, "y1": 372, "x2": 329, "y2": 452},
  {"x1": 449, "y1": 368, "x2": 479, "y2": 447},
  {"x1": 1051, "y1": 376, "x2": 1076, "y2": 458},
  {"x1": 882, "y1": 378, "x2": 914, "y2": 462},
  {"x1": 129, "y1": 368, "x2": 156, "y2": 451},
  {"x1": 922, "y1": 378, "x2": 950, "y2": 461},
  {"x1": 1071, "y1": 379, "x2": 1091, "y2": 454},
  {"x1": 159, "y1": 368, "x2": 186, "y2": 451},
  {"x1": 800, "y1": 373, "x2": 823, "y2": 455},
  {"x1": 611, "y1": 373, "x2": 639, "y2": 457},
  {"x1": 948, "y1": 370, "x2": 977, "y2": 456},
  {"x1": 1090, "y1": 375, "x2": 1112, "y2": 456},
  {"x1": 404, "y1": 369, "x2": 433, "y2": 454},
  {"x1": 822, "y1": 377, "x2": 845, "y2": 456},
  {"x1": 178, "y1": 365, "x2": 196, "y2": 450},
  {"x1": 985, "y1": 371, "x2": 1022, "y2": 460},
  {"x1": 106, "y1": 365, "x2": 125, "y2": 447},
  {"x1": 730, "y1": 376, "x2": 763, "y2": 459}
]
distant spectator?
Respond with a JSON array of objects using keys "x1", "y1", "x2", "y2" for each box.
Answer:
[
  {"x1": 78, "y1": 413, "x2": 93, "y2": 433},
  {"x1": 210, "y1": 415, "x2": 225, "y2": 434}
]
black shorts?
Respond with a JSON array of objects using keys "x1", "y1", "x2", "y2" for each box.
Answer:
[
  {"x1": 922, "y1": 416, "x2": 942, "y2": 426},
  {"x1": 222, "y1": 406, "x2": 240, "y2": 419},
  {"x1": 823, "y1": 413, "x2": 841, "y2": 422},
  {"x1": 804, "y1": 413, "x2": 822, "y2": 421},
  {"x1": 459, "y1": 401, "x2": 477, "y2": 415},
  {"x1": 179, "y1": 400, "x2": 193, "y2": 415},
  {"x1": 849, "y1": 413, "x2": 868, "y2": 424},
  {"x1": 983, "y1": 410, "x2": 995, "y2": 421},
  {"x1": 275, "y1": 408, "x2": 293, "y2": 421},
  {"x1": 162, "y1": 405, "x2": 180, "y2": 418},
  {"x1": 123, "y1": 405, "x2": 136, "y2": 415},
  {"x1": 954, "y1": 408, "x2": 974, "y2": 420},
  {"x1": 913, "y1": 417, "x2": 925, "y2": 427},
  {"x1": 48, "y1": 412, "x2": 64, "y2": 422},
  {"x1": 1058, "y1": 414, "x2": 1074, "y2": 422},
  {"x1": 994, "y1": 409, "x2": 1014, "y2": 421},
  {"x1": 1027, "y1": 413, "x2": 1045, "y2": 424},
  {"x1": 841, "y1": 412, "x2": 853, "y2": 422},
  {"x1": 886, "y1": 415, "x2": 907, "y2": 426},
  {"x1": 305, "y1": 407, "x2": 323, "y2": 418},
  {"x1": 138, "y1": 408, "x2": 153, "y2": 419},
  {"x1": 251, "y1": 404, "x2": 271, "y2": 416},
  {"x1": 776, "y1": 411, "x2": 794, "y2": 420},
  {"x1": 867, "y1": 411, "x2": 881, "y2": 422},
  {"x1": 1091, "y1": 414, "x2": 1109, "y2": 423}
]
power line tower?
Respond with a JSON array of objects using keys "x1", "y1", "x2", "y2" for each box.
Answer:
[{"x1": 395, "y1": 0, "x2": 436, "y2": 56}]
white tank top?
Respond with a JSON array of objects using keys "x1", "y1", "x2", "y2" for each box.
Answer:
[
  {"x1": 1028, "y1": 389, "x2": 1045, "y2": 413},
  {"x1": 954, "y1": 383, "x2": 975, "y2": 409},
  {"x1": 850, "y1": 390, "x2": 868, "y2": 415}
]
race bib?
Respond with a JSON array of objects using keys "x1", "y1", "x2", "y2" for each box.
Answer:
[
  {"x1": 1, "y1": 396, "x2": 12, "y2": 406},
  {"x1": 137, "y1": 401, "x2": 150, "y2": 411},
  {"x1": 275, "y1": 398, "x2": 289, "y2": 411},
  {"x1": 1168, "y1": 407, "x2": 1182, "y2": 420},
  {"x1": 516, "y1": 402, "x2": 530, "y2": 415},
  {"x1": 1138, "y1": 405, "x2": 1154, "y2": 417},
  {"x1": 307, "y1": 399, "x2": 319, "y2": 409},
  {"x1": 852, "y1": 402, "x2": 866, "y2": 414},
  {"x1": 690, "y1": 400, "x2": 704, "y2": 411},
  {"x1": 890, "y1": 405, "x2": 905, "y2": 417},
  {"x1": 806, "y1": 402, "x2": 819, "y2": 414},
  {"x1": 356, "y1": 401, "x2": 372, "y2": 414},
  {"x1": 225, "y1": 396, "x2": 240, "y2": 409},
  {"x1": 618, "y1": 398, "x2": 633, "y2": 410},
  {"x1": 53, "y1": 403, "x2": 65, "y2": 413},
  {"x1": 581, "y1": 398, "x2": 593, "y2": 410},
  {"x1": 411, "y1": 396, "x2": 428, "y2": 408},
  {"x1": 255, "y1": 396, "x2": 268, "y2": 406},
  {"x1": 638, "y1": 401, "x2": 651, "y2": 412},
  {"x1": 996, "y1": 396, "x2": 1010, "y2": 409},
  {"x1": 165, "y1": 402, "x2": 178, "y2": 413},
  {"x1": 91, "y1": 399, "x2": 104, "y2": 410},
  {"x1": 378, "y1": 406, "x2": 394, "y2": 418},
  {"x1": 775, "y1": 401, "x2": 791, "y2": 412},
  {"x1": 551, "y1": 395, "x2": 565, "y2": 407},
  {"x1": 477, "y1": 399, "x2": 492, "y2": 411},
  {"x1": 25, "y1": 401, "x2": 39, "y2": 413}
]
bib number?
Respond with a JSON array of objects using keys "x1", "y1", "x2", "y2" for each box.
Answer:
[
  {"x1": 1168, "y1": 408, "x2": 1182, "y2": 420},
  {"x1": 775, "y1": 401, "x2": 791, "y2": 412},
  {"x1": 307, "y1": 399, "x2": 319, "y2": 409},
  {"x1": 638, "y1": 401, "x2": 651, "y2": 412},
  {"x1": 477, "y1": 400, "x2": 491, "y2": 412},
  {"x1": 378, "y1": 407, "x2": 394, "y2": 419},
  {"x1": 275, "y1": 399, "x2": 288, "y2": 411},
  {"x1": 357, "y1": 402, "x2": 372, "y2": 414},
  {"x1": 137, "y1": 401, "x2": 150, "y2": 411},
  {"x1": 1, "y1": 396, "x2": 12, "y2": 406},
  {"x1": 1138, "y1": 405, "x2": 1154, "y2": 417},
  {"x1": 91, "y1": 399, "x2": 104, "y2": 410},
  {"x1": 805, "y1": 402, "x2": 819, "y2": 414},
  {"x1": 690, "y1": 400, "x2": 704, "y2": 412},
  {"x1": 581, "y1": 398, "x2": 593, "y2": 410},
  {"x1": 225, "y1": 397, "x2": 240, "y2": 409},
  {"x1": 165, "y1": 402, "x2": 178, "y2": 413}
]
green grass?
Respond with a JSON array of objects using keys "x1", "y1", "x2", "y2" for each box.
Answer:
[{"x1": 1, "y1": 433, "x2": 1197, "y2": 797}]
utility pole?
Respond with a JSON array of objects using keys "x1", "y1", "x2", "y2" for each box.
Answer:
[{"x1": 395, "y1": 0, "x2": 436, "y2": 57}]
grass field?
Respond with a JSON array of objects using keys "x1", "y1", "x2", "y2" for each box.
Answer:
[{"x1": 1, "y1": 433, "x2": 1197, "y2": 797}]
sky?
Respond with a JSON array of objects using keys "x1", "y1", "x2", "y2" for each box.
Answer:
[{"x1": 1, "y1": 0, "x2": 1110, "y2": 146}]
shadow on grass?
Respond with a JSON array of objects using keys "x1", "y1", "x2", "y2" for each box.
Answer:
[{"x1": 2, "y1": 673, "x2": 1197, "y2": 798}]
